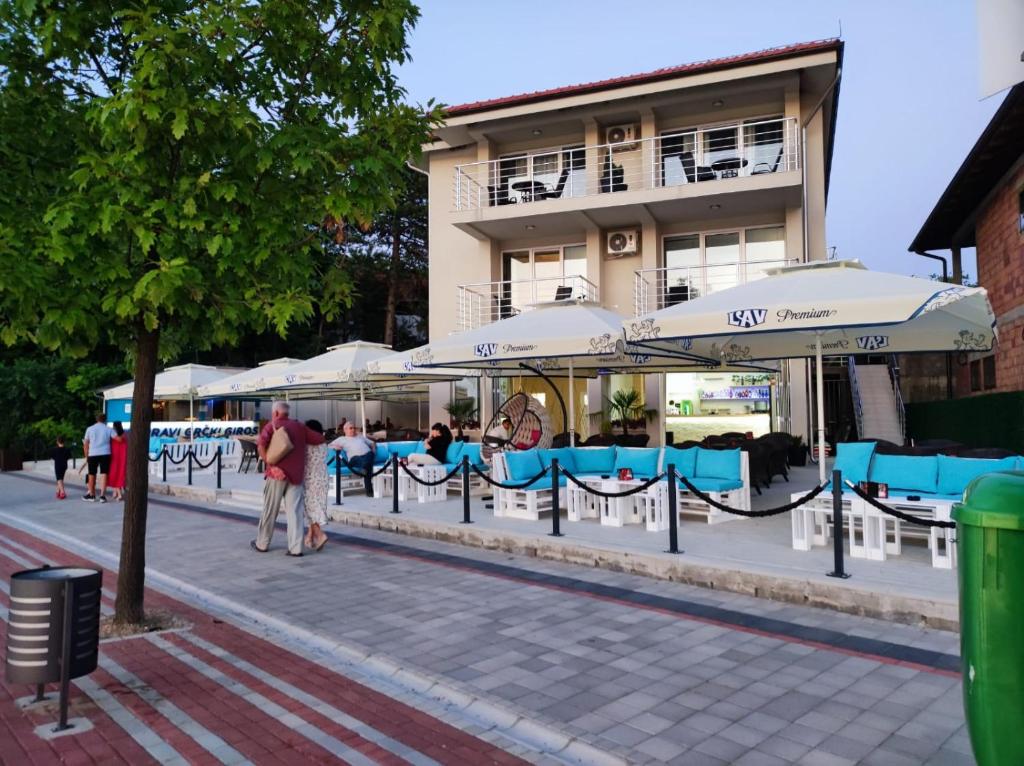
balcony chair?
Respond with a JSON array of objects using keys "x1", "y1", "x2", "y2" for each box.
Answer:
[
  {"x1": 553, "y1": 285, "x2": 573, "y2": 301},
  {"x1": 664, "y1": 283, "x2": 690, "y2": 307},
  {"x1": 494, "y1": 294, "x2": 520, "y2": 320},
  {"x1": 599, "y1": 152, "x2": 628, "y2": 193},
  {"x1": 488, "y1": 184, "x2": 515, "y2": 206},
  {"x1": 539, "y1": 167, "x2": 571, "y2": 200},
  {"x1": 679, "y1": 151, "x2": 717, "y2": 183},
  {"x1": 751, "y1": 145, "x2": 785, "y2": 175}
]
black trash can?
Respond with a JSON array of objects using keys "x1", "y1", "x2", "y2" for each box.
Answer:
[{"x1": 5, "y1": 566, "x2": 102, "y2": 729}]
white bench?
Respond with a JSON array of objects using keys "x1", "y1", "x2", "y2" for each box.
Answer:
[{"x1": 491, "y1": 452, "x2": 563, "y2": 520}]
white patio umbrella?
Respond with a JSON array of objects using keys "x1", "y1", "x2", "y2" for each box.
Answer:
[
  {"x1": 102, "y1": 363, "x2": 246, "y2": 441},
  {"x1": 627, "y1": 260, "x2": 997, "y2": 482},
  {"x1": 195, "y1": 358, "x2": 304, "y2": 399},
  {"x1": 407, "y1": 300, "x2": 759, "y2": 443}
]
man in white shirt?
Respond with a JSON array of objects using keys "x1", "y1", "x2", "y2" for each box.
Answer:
[
  {"x1": 328, "y1": 422, "x2": 376, "y2": 496},
  {"x1": 82, "y1": 412, "x2": 112, "y2": 503}
]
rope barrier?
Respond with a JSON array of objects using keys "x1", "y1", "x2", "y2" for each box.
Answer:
[
  {"x1": 844, "y1": 481, "x2": 957, "y2": 528},
  {"x1": 676, "y1": 472, "x2": 828, "y2": 517},
  {"x1": 189, "y1": 451, "x2": 220, "y2": 470},
  {"x1": 561, "y1": 468, "x2": 664, "y2": 497},
  {"x1": 345, "y1": 460, "x2": 391, "y2": 479},
  {"x1": 164, "y1": 451, "x2": 190, "y2": 465},
  {"x1": 469, "y1": 463, "x2": 550, "y2": 490},
  {"x1": 147, "y1": 449, "x2": 164, "y2": 463},
  {"x1": 399, "y1": 462, "x2": 464, "y2": 486}
]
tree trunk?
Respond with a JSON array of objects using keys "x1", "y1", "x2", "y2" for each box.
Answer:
[
  {"x1": 114, "y1": 325, "x2": 159, "y2": 625},
  {"x1": 383, "y1": 214, "x2": 400, "y2": 346}
]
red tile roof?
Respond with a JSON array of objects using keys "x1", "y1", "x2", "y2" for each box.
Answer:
[{"x1": 446, "y1": 39, "x2": 842, "y2": 117}]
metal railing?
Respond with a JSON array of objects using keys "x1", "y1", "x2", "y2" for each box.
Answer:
[
  {"x1": 848, "y1": 356, "x2": 866, "y2": 441},
  {"x1": 888, "y1": 354, "x2": 907, "y2": 444},
  {"x1": 456, "y1": 274, "x2": 598, "y2": 330},
  {"x1": 633, "y1": 258, "x2": 797, "y2": 315},
  {"x1": 453, "y1": 117, "x2": 799, "y2": 212}
]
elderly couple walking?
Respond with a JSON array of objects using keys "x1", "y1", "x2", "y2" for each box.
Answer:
[{"x1": 250, "y1": 401, "x2": 330, "y2": 557}]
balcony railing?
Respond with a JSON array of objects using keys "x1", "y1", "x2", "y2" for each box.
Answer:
[
  {"x1": 453, "y1": 117, "x2": 799, "y2": 212},
  {"x1": 634, "y1": 259, "x2": 798, "y2": 316},
  {"x1": 457, "y1": 275, "x2": 598, "y2": 330}
]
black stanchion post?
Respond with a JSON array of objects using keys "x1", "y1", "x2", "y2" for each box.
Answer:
[
  {"x1": 827, "y1": 469, "x2": 850, "y2": 579},
  {"x1": 391, "y1": 454, "x2": 400, "y2": 514},
  {"x1": 667, "y1": 464, "x2": 680, "y2": 554},
  {"x1": 216, "y1": 447, "x2": 222, "y2": 490},
  {"x1": 334, "y1": 450, "x2": 342, "y2": 506},
  {"x1": 187, "y1": 448, "x2": 193, "y2": 486},
  {"x1": 161, "y1": 447, "x2": 167, "y2": 483},
  {"x1": 461, "y1": 456, "x2": 472, "y2": 524},
  {"x1": 549, "y1": 459, "x2": 562, "y2": 537}
]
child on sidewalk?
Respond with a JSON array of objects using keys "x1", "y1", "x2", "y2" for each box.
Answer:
[{"x1": 51, "y1": 436, "x2": 72, "y2": 500}]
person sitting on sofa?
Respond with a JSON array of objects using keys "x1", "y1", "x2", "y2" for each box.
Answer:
[{"x1": 408, "y1": 423, "x2": 454, "y2": 465}]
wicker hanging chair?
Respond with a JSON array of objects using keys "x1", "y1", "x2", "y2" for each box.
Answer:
[{"x1": 482, "y1": 392, "x2": 552, "y2": 456}]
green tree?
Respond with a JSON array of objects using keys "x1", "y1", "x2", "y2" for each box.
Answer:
[
  {"x1": 605, "y1": 389, "x2": 645, "y2": 436},
  {"x1": 0, "y1": 1, "x2": 439, "y2": 624}
]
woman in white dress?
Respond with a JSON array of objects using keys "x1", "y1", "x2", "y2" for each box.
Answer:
[{"x1": 303, "y1": 420, "x2": 329, "y2": 551}]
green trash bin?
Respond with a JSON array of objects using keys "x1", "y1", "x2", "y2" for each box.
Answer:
[{"x1": 952, "y1": 471, "x2": 1024, "y2": 766}]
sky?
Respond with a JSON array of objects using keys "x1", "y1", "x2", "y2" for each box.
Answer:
[{"x1": 397, "y1": 0, "x2": 1006, "y2": 281}]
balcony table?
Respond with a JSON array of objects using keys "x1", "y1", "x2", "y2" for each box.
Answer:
[
  {"x1": 511, "y1": 180, "x2": 549, "y2": 203},
  {"x1": 711, "y1": 157, "x2": 748, "y2": 178}
]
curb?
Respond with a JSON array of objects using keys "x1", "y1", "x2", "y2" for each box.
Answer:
[{"x1": 0, "y1": 511, "x2": 627, "y2": 766}]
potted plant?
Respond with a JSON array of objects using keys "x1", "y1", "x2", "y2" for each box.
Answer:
[
  {"x1": 605, "y1": 390, "x2": 645, "y2": 436},
  {"x1": 787, "y1": 435, "x2": 807, "y2": 466},
  {"x1": 443, "y1": 398, "x2": 478, "y2": 442}
]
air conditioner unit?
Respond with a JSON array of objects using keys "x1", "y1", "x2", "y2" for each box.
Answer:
[
  {"x1": 605, "y1": 124, "x2": 639, "y2": 149},
  {"x1": 606, "y1": 229, "x2": 639, "y2": 257}
]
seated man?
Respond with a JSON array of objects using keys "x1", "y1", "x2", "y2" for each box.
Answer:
[
  {"x1": 484, "y1": 416, "x2": 513, "y2": 446},
  {"x1": 328, "y1": 422, "x2": 375, "y2": 496}
]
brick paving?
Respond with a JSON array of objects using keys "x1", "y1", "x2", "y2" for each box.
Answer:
[{"x1": 0, "y1": 472, "x2": 976, "y2": 764}]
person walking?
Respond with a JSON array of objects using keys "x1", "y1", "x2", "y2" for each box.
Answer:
[
  {"x1": 328, "y1": 421, "x2": 376, "y2": 496},
  {"x1": 51, "y1": 436, "x2": 71, "y2": 500},
  {"x1": 302, "y1": 419, "x2": 329, "y2": 552},
  {"x1": 82, "y1": 412, "x2": 112, "y2": 503},
  {"x1": 108, "y1": 422, "x2": 128, "y2": 501},
  {"x1": 252, "y1": 401, "x2": 325, "y2": 557}
]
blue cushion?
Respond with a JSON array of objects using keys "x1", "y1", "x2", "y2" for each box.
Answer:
[
  {"x1": 681, "y1": 476, "x2": 743, "y2": 493},
  {"x1": 515, "y1": 475, "x2": 567, "y2": 491},
  {"x1": 614, "y1": 448, "x2": 660, "y2": 478},
  {"x1": 572, "y1": 447, "x2": 617, "y2": 475},
  {"x1": 460, "y1": 443, "x2": 485, "y2": 467},
  {"x1": 662, "y1": 447, "x2": 698, "y2": 478},
  {"x1": 506, "y1": 450, "x2": 544, "y2": 481},
  {"x1": 539, "y1": 448, "x2": 577, "y2": 474},
  {"x1": 387, "y1": 441, "x2": 420, "y2": 459},
  {"x1": 868, "y1": 455, "x2": 939, "y2": 493},
  {"x1": 832, "y1": 442, "x2": 876, "y2": 484},
  {"x1": 936, "y1": 454, "x2": 1017, "y2": 496},
  {"x1": 695, "y1": 448, "x2": 741, "y2": 481},
  {"x1": 375, "y1": 443, "x2": 390, "y2": 464},
  {"x1": 445, "y1": 441, "x2": 465, "y2": 464}
]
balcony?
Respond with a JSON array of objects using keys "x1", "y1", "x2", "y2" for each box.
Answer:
[
  {"x1": 634, "y1": 258, "x2": 798, "y2": 316},
  {"x1": 452, "y1": 117, "x2": 799, "y2": 214},
  {"x1": 457, "y1": 275, "x2": 598, "y2": 330}
]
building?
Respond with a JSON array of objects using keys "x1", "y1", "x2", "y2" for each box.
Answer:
[
  {"x1": 909, "y1": 82, "x2": 1024, "y2": 399},
  {"x1": 417, "y1": 40, "x2": 844, "y2": 444}
]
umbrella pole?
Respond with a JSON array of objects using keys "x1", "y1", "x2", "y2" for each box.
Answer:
[
  {"x1": 816, "y1": 332, "x2": 826, "y2": 484},
  {"x1": 359, "y1": 384, "x2": 366, "y2": 435},
  {"x1": 568, "y1": 359, "x2": 576, "y2": 445},
  {"x1": 189, "y1": 394, "x2": 194, "y2": 444}
]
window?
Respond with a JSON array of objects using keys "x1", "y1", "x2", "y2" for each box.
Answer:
[
  {"x1": 660, "y1": 116, "x2": 786, "y2": 187},
  {"x1": 501, "y1": 244, "x2": 589, "y2": 310},
  {"x1": 498, "y1": 144, "x2": 585, "y2": 203},
  {"x1": 744, "y1": 117, "x2": 786, "y2": 174},
  {"x1": 450, "y1": 377, "x2": 480, "y2": 430},
  {"x1": 662, "y1": 227, "x2": 787, "y2": 302},
  {"x1": 983, "y1": 355, "x2": 996, "y2": 390},
  {"x1": 970, "y1": 360, "x2": 981, "y2": 392}
]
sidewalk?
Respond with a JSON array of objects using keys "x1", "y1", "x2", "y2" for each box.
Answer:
[{"x1": 0, "y1": 472, "x2": 973, "y2": 765}]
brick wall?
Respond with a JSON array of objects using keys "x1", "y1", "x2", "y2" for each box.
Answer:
[{"x1": 970, "y1": 162, "x2": 1024, "y2": 395}]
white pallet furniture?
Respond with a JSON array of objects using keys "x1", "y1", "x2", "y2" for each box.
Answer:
[
  {"x1": 374, "y1": 464, "x2": 447, "y2": 503},
  {"x1": 148, "y1": 439, "x2": 239, "y2": 476},
  {"x1": 491, "y1": 452, "x2": 563, "y2": 520},
  {"x1": 672, "y1": 452, "x2": 751, "y2": 525},
  {"x1": 565, "y1": 478, "x2": 646, "y2": 527}
]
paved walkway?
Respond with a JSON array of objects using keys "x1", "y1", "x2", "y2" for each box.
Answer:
[{"x1": 1, "y1": 473, "x2": 974, "y2": 764}]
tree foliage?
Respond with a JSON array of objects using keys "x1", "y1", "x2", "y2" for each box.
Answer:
[{"x1": 0, "y1": 0, "x2": 440, "y2": 623}]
